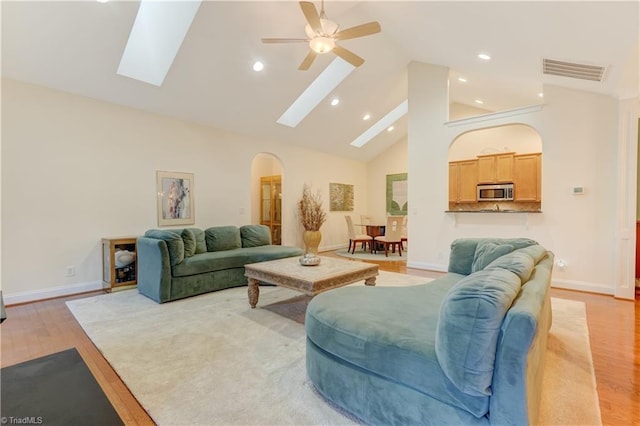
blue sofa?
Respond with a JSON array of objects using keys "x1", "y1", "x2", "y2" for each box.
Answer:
[
  {"x1": 305, "y1": 238, "x2": 553, "y2": 425},
  {"x1": 137, "y1": 224, "x2": 303, "y2": 303}
]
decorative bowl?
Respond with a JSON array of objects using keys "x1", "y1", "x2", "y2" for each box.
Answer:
[
  {"x1": 114, "y1": 250, "x2": 135, "y2": 268},
  {"x1": 299, "y1": 253, "x2": 321, "y2": 266}
]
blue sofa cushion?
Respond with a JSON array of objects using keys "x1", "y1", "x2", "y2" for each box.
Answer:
[
  {"x1": 182, "y1": 229, "x2": 196, "y2": 258},
  {"x1": 240, "y1": 225, "x2": 271, "y2": 247},
  {"x1": 205, "y1": 226, "x2": 241, "y2": 252},
  {"x1": 471, "y1": 241, "x2": 514, "y2": 273},
  {"x1": 448, "y1": 238, "x2": 538, "y2": 275},
  {"x1": 144, "y1": 230, "x2": 184, "y2": 266},
  {"x1": 305, "y1": 275, "x2": 491, "y2": 418},
  {"x1": 435, "y1": 268, "x2": 521, "y2": 397},
  {"x1": 484, "y1": 250, "x2": 535, "y2": 282}
]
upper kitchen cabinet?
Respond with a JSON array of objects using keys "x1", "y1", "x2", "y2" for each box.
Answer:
[
  {"x1": 449, "y1": 160, "x2": 478, "y2": 203},
  {"x1": 477, "y1": 153, "x2": 514, "y2": 183},
  {"x1": 513, "y1": 153, "x2": 541, "y2": 202}
]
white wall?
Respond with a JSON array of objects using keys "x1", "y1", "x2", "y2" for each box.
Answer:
[
  {"x1": 1, "y1": 79, "x2": 367, "y2": 303},
  {"x1": 366, "y1": 137, "x2": 407, "y2": 223},
  {"x1": 407, "y1": 61, "x2": 626, "y2": 295}
]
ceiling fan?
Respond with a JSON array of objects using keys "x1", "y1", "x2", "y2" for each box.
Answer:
[{"x1": 261, "y1": 1, "x2": 381, "y2": 71}]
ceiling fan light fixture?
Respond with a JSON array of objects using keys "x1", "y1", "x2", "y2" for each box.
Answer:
[
  {"x1": 320, "y1": 18, "x2": 339, "y2": 36},
  {"x1": 309, "y1": 36, "x2": 335, "y2": 54}
]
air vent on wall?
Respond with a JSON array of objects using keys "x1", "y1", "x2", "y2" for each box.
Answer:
[{"x1": 542, "y1": 58, "x2": 606, "y2": 82}]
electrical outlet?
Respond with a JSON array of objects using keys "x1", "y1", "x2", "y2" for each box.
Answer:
[
  {"x1": 65, "y1": 266, "x2": 76, "y2": 277},
  {"x1": 556, "y1": 259, "x2": 567, "y2": 271}
]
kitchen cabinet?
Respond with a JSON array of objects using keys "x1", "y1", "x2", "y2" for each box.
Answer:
[
  {"x1": 477, "y1": 153, "x2": 514, "y2": 183},
  {"x1": 513, "y1": 153, "x2": 541, "y2": 201},
  {"x1": 449, "y1": 160, "x2": 478, "y2": 203}
]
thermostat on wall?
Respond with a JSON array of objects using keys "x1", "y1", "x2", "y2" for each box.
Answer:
[{"x1": 572, "y1": 186, "x2": 585, "y2": 195}]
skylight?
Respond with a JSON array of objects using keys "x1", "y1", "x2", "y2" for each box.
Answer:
[
  {"x1": 350, "y1": 100, "x2": 408, "y2": 148},
  {"x1": 117, "y1": 0, "x2": 202, "y2": 86},
  {"x1": 277, "y1": 58, "x2": 356, "y2": 128}
]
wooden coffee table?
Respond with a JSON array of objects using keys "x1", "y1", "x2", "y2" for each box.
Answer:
[{"x1": 244, "y1": 256, "x2": 378, "y2": 308}]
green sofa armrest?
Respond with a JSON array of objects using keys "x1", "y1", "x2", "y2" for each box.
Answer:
[{"x1": 137, "y1": 236, "x2": 173, "y2": 303}]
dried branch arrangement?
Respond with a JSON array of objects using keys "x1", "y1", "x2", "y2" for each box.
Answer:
[{"x1": 299, "y1": 184, "x2": 326, "y2": 231}]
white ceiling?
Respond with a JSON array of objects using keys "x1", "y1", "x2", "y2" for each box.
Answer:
[{"x1": 2, "y1": 1, "x2": 638, "y2": 162}]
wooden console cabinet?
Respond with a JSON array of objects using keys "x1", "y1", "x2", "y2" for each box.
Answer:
[{"x1": 102, "y1": 236, "x2": 137, "y2": 292}]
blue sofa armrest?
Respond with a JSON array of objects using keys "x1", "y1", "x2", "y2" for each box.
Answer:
[
  {"x1": 489, "y1": 252, "x2": 554, "y2": 425},
  {"x1": 137, "y1": 236, "x2": 173, "y2": 303}
]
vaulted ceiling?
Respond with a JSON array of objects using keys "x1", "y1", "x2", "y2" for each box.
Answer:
[{"x1": 2, "y1": 1, "x2": 638, "y2": 161}]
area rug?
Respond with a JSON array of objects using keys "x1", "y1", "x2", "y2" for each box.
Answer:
[
  {"x1": 0, "y1": 348, "x2": 124, "y2": 425},
  {"x1": 66, "y1": 272, "x2": 601, "y2": 426},
  {"x1": 334, "y1": 248, "x2": 407, "y2": 261}
]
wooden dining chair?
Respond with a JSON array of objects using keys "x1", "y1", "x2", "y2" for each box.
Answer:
[
  {"x1": 345, "y1": 215, "x2": 373, "y2": 254},
  {"x1": 374, "y1": 215, "x2": 404, "y2": 257},
  {"x1": 401, "y1": 215, "x2": 408, "y2": 249}
]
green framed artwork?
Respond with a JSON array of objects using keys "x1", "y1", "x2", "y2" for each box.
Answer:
[
  {"x1": 386, "y1": 173, "x2": 407, "y2": 215},
  {"x1": 329, "y1": 183, "x2": 354, "y2": 211}
]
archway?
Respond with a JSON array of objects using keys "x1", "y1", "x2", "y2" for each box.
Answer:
[
  {"x1": 449, "y1": 123, "x2": 542, "y2": 161},
  {"x1": 448, "y1": 123, "x2": 543, "y2": 210},
  {"x1": 251, "y1": 153, "x2": 284, "y2": 244}
]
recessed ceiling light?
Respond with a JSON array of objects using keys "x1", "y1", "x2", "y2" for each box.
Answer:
[
  {"x1": 330, "y1": 98, "x2": 340, "y2": 106},
  {"x1": 477, "y1": 53, "x2": 491, "y2": 61},
  {"x1": 387, "y1": 126, "x2": 394, "y2": 132},
  {"x1": 96, "y1": 0, "x2": 109, "y2": 3},
  {"x1": 363, "y1": 113, "x2": 371, "y2": 121},
  {"x1": 538, "y1": 92, "x2": 544, "y2": 98},
  {"x1": 252, "y1": 61, "x2": 264, "y2": 72},
  {"x1": 457, "y1": 77, "x2": 467, "y2": 83},
  {"x1": 475, "y1": 99, "x2": 484, "y2": 104}
]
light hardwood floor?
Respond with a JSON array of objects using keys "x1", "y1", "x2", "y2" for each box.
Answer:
[{"x1": 1, "y1": 251, "x2": 638, "y2": 426}]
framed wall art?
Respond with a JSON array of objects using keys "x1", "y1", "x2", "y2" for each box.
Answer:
[
  {"x1": 329, "y1": 183, "x2": 354, "y2": 211},
  {"x1": 386, "y1": 173, "x2": 408, "y2": 215},
  {"x1": 156, "y1": 171, "x2": 195, "y2": 226}
]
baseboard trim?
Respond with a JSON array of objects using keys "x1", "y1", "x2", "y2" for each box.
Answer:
[
  {"x1": 4, "y1": 281, "x2": 104, "y2": 306},
  {"x1": 551, "y1": 278, "x2": 613, "y2": 295},
  {"x1": 406, "y1": 261, "x2": 448, "y2": 272},
  {"x1": 318, "y1": 243, "x2": 348, "y2": 252}
]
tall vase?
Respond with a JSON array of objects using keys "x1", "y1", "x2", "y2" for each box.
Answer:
[{"x1": 303, "y1": 230, "x2": 322, "y2": 255}]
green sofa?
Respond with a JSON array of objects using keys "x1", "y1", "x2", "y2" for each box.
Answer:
[
  {"x1": 137, "y1": 225, "x2": 303, "y2": 303},
  {"x1": 305, "y1": 238, "x2": 553, "y2": 425}
]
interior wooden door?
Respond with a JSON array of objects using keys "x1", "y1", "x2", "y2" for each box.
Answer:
[{"x1": 260, "y1": 175, "x2": 282, "y2": 245}]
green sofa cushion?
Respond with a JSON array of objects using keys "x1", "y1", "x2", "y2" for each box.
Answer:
[
  {"x1": 172, "y1": 245, "x2": 303, "y2": 277},
  {"x1": 240, "y1": 225, "x2": 271, "y2": 247},
  {"x1": 471, "y1": 241, "x2": 514, "y2": 273},
  {"x1": 305, "y1": 275, "x2": 490, "y2": 418},
  {"x1": 144, "y1": 230, "x2": 184, "y2": 266},
  {"x1": 205, "y1": 226, "x2": 241, "y2": 252},
  {"x1": 182, "y1": 229, "x2": 196, "y2": 258},
  {"x1": 435, "y1": 267, "x2": 521, "y2": 397}
]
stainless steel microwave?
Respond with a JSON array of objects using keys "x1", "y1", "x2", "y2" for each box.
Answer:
[{"x1": 477, "y1": 183, "x2": 514, "y2": 201}]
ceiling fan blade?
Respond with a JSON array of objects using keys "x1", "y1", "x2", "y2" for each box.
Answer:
[
  {"x1": 334, "y1": 22, "x2": 381, "y2": 41},
  {"x1": 332, "y1": 45, "x2": 365, "y2": 67},
  {"x1": 300, "y1": 1, "x2": 322, "y2": 34},
  {"x1": 298, "y1": 50, "x2": 317, "y2": 70},
  {"x1": 262, "y1": 38, "x2": 308, "y2": 44}
]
